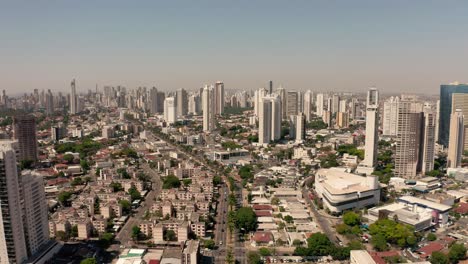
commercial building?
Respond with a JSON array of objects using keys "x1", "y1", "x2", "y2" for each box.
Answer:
[
  {"x1": 13, "y1": 115, "x2": 38, "y2": 161},
  {"x1": 366, "y1": 202, "x2": 433, "y2": 231},
  {"x1": 314, "y1": 168, "x2": 380, "y2": 214},
  {"x1": 164, "y1": 97, "x2": 177, "y2": 125},
  {"x1": 439, "y1": 82, "x2": 468, "y2": 147},
  {"x1": 397, "y1": 196, "x2": 452, "y2": 226},
  {"x1": 176, "y1": 88, "x2": 188, "y2": 117},
  {"x1": 286, "y1": 91, "x2": 299, "y2": 117}
]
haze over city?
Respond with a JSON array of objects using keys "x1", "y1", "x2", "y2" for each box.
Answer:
[{"x1": 2, "y1": 1, "x2": 468, "y2": 94}]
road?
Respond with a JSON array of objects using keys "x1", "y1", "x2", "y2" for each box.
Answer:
[
  {"x1": 114, "y1": 162, "x2": 162, "y2": 248},
  {"x1": 213, "y1": 184, "x2": 229, "y2": 264},
  {"x1": 232, "y1": 181, "x2": 246, "y2": 264}
]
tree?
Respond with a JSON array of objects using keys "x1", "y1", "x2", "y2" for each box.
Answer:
[
  {"x1": 292, "y1": 239, "x2": 302, "y2": 247},
  {"x1": 369, "y1": 219, "x2": 415, "y2": 249},
  {"x1": 284, "y1": 215, "x2": 294, "y2": 224},
  {"x1": 258, "y1": 247, "x2": 271, "y2": 256},
  {"x1": 427, "y1": 233, "x2": 437, "y2": 241},
  {"x1": 70, "y1": 225, "x2": 78, "y2": 238},
  {"x1": 306, "y1": 233, "x2": 333, "y2": 256},
  {"x1": 58, "y1": 191, "x2": 72, "y2": 206},
  {"x1": 63, "y1": 153, "x2": 75, "y2": 163},
  {"x1": 80, "y1": 159, "x2": 90, "y2": 171},
  {"x1": 119, "y1": 200, "x2": 131, "y2": 214},
  {"x1": 235, "y1": 207, "x2": 257, "y2": 232},
  {"x1": 164, "y1": 230, "x2": 177, "y2": 241},
  {"x1": 110, "y1": 182, "x2": 123, "y2": 192},
  {"x1": 55, "y1": 230, "x2": 69, "y2": 241},
  {"x1": 213, "y1": 175, "x2": 222, "y2": 185},
  {"x1": 128, "y1": 186, "x2": 141, "y2": 201},
  {"x1": 20, "y1": 159, "x2": 34, "y2": 170},
  {"x1": 99, "y1": 232, "x2": 114, "y2": 248},
  {"x1": 448, "y1": 243, "x2": 467, "y2": 264},
  {"x1": 247, "y1": 251, "x2": 261, "y2": 264},
  {"x1": 226, "y1": 248, "x2": 235, "y2": 264},
  {"x1": 271, "y1": 197, "x2": 280, "y2": 205},
  {"x1": 80, "y1": 258, "x2": 97, "y2": 264},
  {"x1": 204, "y1": 239, "x2": 215, "y2": 249},
  {"x1": 162, "y1": 175, "x2": 181, "y2": 189},
  {"x1": 132, "y1": 225, "x2": 141, "y2": 240},
  {"x1": 430, "y1": 251, "x2": 449, "y2": 264},
  {"x1": 371, "y1": 234, "x2": 388, "y2": 251},
  {"x1": 182, "y1": 179, "x2": 192, "y2": 186},
  {"x1": 343, "y1": 211, "x2": 361, "y2": 226}
]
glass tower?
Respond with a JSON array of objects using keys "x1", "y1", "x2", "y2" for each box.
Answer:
[{"x1": 439, "y1": 83, "x2": 468, "y2": 147}]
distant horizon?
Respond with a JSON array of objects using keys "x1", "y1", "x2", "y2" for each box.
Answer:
[{"x1": 2, "y1": 1, "x2": 468, "y2": 94}]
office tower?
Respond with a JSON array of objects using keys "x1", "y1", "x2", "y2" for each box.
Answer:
[
  {"x1": 70, "y1": 79, "x2": 77, "y2": 114},
  {"x1": 45, "y1": 89, "x2": 54, "y2": 115},
  {"x1": 322, "y1": 111, "x2": 332, "y2": 128},
  {"x1": 394, "y1": 101, "x2": 423, "y2": 178},
  {"x1": 339, "y1": 99, "x2": 347, "y2": 113},
  {"x1": 215, "y1": 82, "x2": 225, "y2": 115},
  {"x1": 361, "y1": 88, "x2": 379, "y2": 168},
  {"x1": 202, "y1": 85, "x2": 215, "y2": 132},
  {"x1": 420, "y1": 110, "x2": 436, "y2": 175},
  {"x1": 0, "y1": 142, "x2": 28, "y2": 263},
  {"x1": 156, "y1": 91, "x2": 166, "y2": 113},
  {"x1": 238, "y1": 91, "x2": 248, "y2": 108},
  {"x1": 163, "y1": 97, "x2": 177, "y2": 124},
  {"x1": 21, "y1": 171, "x2": 49, "y2": 257},
  {"x1": 176, "y1": 88, "x2": 188, "y2": 117},
  {"x1": 316, "y1": 93, "x2": 324, "y2": 117},
  {"x1": 331, "y1": 94, "x2": 340, "y2": 114},
  {"x1": 439, "y1": 82, "x2": 468, "y2": 147},
  {"x1": 254, "y1": 88, "x2": 268, "y2": 117},
  {"x1": 276, "y1": 86, "x2": 287, "y2": 119},
  {"x1": 258, "y1": 95, "x2": 282, "y2": 144},
  {"x1": 382, "y1": 96, "x2": 400, "y2": 136},
  {"x1": 303, "y1": 90, "x2": 313, "y2": 122},
  {"x1": 290, "y1": 113, "x2": 306, "y2": 143},
  {"x1": 149, "y1": 87, "x2": 160, "y2": 114},
  {"x1": 188, "y1": 94, "x2": 201, "y2": 115},
  {"x1": 447, "y1": 109, "x2": 465, "y2": 168},
  {"x1": 13, "y1": 115, "x2": 38, "y2": 162},
  {"x1": 349, "y1": 98, "x2": 358, "y2": 121},
  {"x1": 286, "y1": 91, "x2": 299, "y2": 117},
  {"x1": 451, "y1": 93, "x2": 468, "y2": 150},
  {"x1": 336, "y1": 112, "x2": 349, "y2": 128}
]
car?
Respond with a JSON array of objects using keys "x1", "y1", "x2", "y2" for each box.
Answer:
[{"x1": 219, "y1": 241, "x2": 223, "y2": 245}]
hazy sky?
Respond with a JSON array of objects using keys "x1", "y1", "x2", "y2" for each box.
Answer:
[{"x1": 1, "y1": 1, "x2": 467, "y2": 95}]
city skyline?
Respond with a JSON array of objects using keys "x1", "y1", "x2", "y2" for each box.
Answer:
[{"x1": 1, "y1": 1, "x2": 468, "y2": 94}]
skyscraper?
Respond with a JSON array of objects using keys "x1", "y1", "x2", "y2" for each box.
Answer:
[
  {"x1": 303, "y1": 90, "x2": 313, "y2": 122},
  {"x1": 163, "y1": 97, "x2": 177, "y2": 124},
  {"x1": 451, "y1": 93, "x2": 468, "y2": 150},
  {"x1": 269, "y1": 80, "x2": 273, "y2": 95},
  {"x1": 13, "y1": 115, "x2": 38, "y2": 162},
  {"x1": 0, "y1": 142, "x2": 28, "y2": 263},
  {"x1": 45, "y1": 89, "x2": 54, "y2": 115},
  {"x1": 361, "y1": 88, "x2": 379, "y2": 168},
  {"x1": 254, "y1": 88, "x2": 268, "y2": 117},
  {"x1": 149, "y1": 87, "x2": 161, "y2": 114},
  {"x1": 215, "y1": 82, "x2": 225, "y2": 115},
  {"x1": 202, "y1": 85, "x2": 215, "y2": 132},
  {"x1": 258, "y1": 95, "x2": 282, "y2": 145},
  {"x1": 286, "y1": 91, "x2": 299, "y2": 117},
  {"x1": 290, "y1": 113, "x2": 306, "y2": 143},
  {"x1": 419, "y1": 110, "x2": 436, "y2": 175},
  {"x1": 176, "y1": 88, "x2": 188, "y2": 117},
  {"x1": 331, "y1": 94, "x2": 340, "y2": 114},
  {"x1": 276, "y1": 86, "x2": 287, "y2": 120},
  {"x1": 70, "y1": 79, "x2": 77, "y2": 114},
  {"x1": 439, "y1": 82, "x2": 468, "y2": 146},
  {"x1": 447, "y1": 109, "x2": 465, "y2": 168},
  {"x1": 382, "y1": 96, "x2": 400, "y2": 136},
  {"x1": 316, "y1": 93, "x2": 324, "y2": 117}
]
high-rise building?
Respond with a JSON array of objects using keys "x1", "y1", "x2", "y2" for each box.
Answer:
[
  {"x1": 51, "y1": 123, "x2": 67, "y2": 142},
  {"x1": 254, "y1": 88, "x2": 268, "y2": 117},
  {"x1": 286, "y1": 91, "x2": 298, "y2": 117},
  {"x1": 419, "y1": 110, "x2": 436, "y2": 175},
  {"x1": 339, "y1": 99, "x2": 347, "y2": 113},
  {"x1": 290, "y1": 113, "x2": 306, "y2": 143},
  {"x1": 0, "y1": 142, "x2": 28, "y2": 263},
  {"x1": 276, "y1": 86, "x2": 287, "y2": 119},
  {"x1": 322, "y1": 110, "x2": 332, "y2": 128},
  {"x1": 439, "y1": 82, "x2": 468, "y2": 147},
  {"x1": 258, "y1": 95, "x2": 282, "y2": 145},
  {"x1": 331, "y1": 94, "x2": 340, "y2": 114},
  {"x1": 163, "y1": 97, "x2": 177, "y2": 124},
  {"x1": 268, "y1": 81, "x2": 273, "y2": 95},
  {"x1": 202, "y1": 85, "x2": 215, "y2": 132},
  {"x1": 435, "y1": 100, "x2": 440, "y2": 143},
  {"x1": 450, "y1": 93, "x2": 468, "y2": 150},
  {"x1": 303, "y1": 90, "x2": 313, "y2": 122},
  {"x1": 45, "y1": 89, "x2": 54, "y2": 115},
  {"x1": 215, "y1": 82, "x2": 225, "y2": 115},
  {"x1": 361, "y1": 88, "x2": 379, "y2": 168},
  {"x1": 336, "y1": 112, "x2": 349, "y2": 129},
  {"x1": 70, "y1": 79, "x2": 77, "y2": 114},
  {"x1": 316, "y1": 93, "x2": 324, "y2": 117},
  {"x1": 394, "y1": 101, "x2": 423, "y2": 178},
  {"x1": 176, "y1": 88, "x2": 188, "y2": 117},
  {"x1": 447, "y1": 109, "x2": 465, "y2": 168},
  {"x1": 188, "y1": 94, "x2": 201, "y2": 115},
  {"x1": 149, "y1": 87, "x2": 161, "y2": 114},
  {"x1": 382, "y1": 96, "x2": 400, "y2": 136},
  {"x1": 13, "y1": 115, "x2": 38, "y2": 161}
]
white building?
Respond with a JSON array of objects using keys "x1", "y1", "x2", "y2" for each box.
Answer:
[
  {"x1": 202, "y1": 85, "x2": 215, "y2": 132},
  {"x1": 215, "y1": 81, "x2": 225, "y2": 115},
  {"x1": 290, "y1": 113, "x2": 305, "y2": 143},
  {"x1": 70, "y1": 79, "x2": 77, "y2": 115},
  {"x1": 316, "y1": 93, "x2": 324, "y2": 117},
  {"x1": 314, "y1": 168, "x2": 380, "y2": 214},
  {"x1": 382, "y1": 96, "x2": 400, "y2": 136},
  {"x1": 182, "y1": 240, "x2": 199, "y2": 264},
  {"x1": 303, "y1": 90, "x2": 313, "y2": 122},
  {"x1": 361, "y1": 88, "x2": 379, "y2": 168},
  {"x1": 258, "y1": 95, "x2": 282, "y2": 145},
  {"x1": 447, "y1": 108, "x2": 464, "y2": 168},
  {"x1": 164, "y1": 97, "x2": 177, "y2": 125}
]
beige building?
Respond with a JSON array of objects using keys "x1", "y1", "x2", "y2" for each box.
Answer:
[
  {"x1": 182, "y1": 240, "x2": 200, "y2": 264},
  {"x1": 447, "y1": 109, "x2": 465, "y2": 168},
  {"x1": 451, "y1": 93, "x2": 468, "y2": 150}
]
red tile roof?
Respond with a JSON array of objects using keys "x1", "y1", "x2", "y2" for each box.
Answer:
[
  {"x1": 417, "y1": 242, "x2": 444, "y2": 258},
  {"x1": 252, "y1": 231, "x2": 273, "y2": 243},
  {"x1": 455, "y1": 203, "x2": 468, "y2": 214},
  {"x1": 255, "y1": 211, "x2": 272, "y2": 217},
  {"x1": 253, "y1": 205, "x2": 272, "y2": 211}
]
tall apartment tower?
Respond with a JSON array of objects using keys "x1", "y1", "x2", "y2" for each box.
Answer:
[
  {"x1": 361, "y1": 88, "x2": 379, "y2": 168},
  {"x1": 419, "y1": 110, "x2": 437, "y2": 175},
  {"x1": 447, "y1": 109, "x2": 465, "y2": 168},
  {"x1": 269, "y1": 80, "x2": 273, "y2": 94},
  {"x1": 163, "y1": 97, "x2": 177, "y2": 124},
  {"x1": 45, "y1": 89, "x2": 54, "y2": 115},
  {"x1": 394, "y1": 101, "x2": 423, "y2": 178},
  {"x1": 276, "y1": 86, "x2": 287, "y2": 120},
  {"x1": 258, "y1": 95, "x2": 282, "y2": 145},
  {"x1": 316, "y1": 93, "x2": 324, "y2": 117},
  {"x1": 303, "y1": 90, "x2": 313, "y2": 122},
  {"x1": 215, "y1": 82, "x2": 225, "y2": 115},
  {"x1": 149, "y1": 87, "x2": 160, "y2": 114},
  {"x1": 188, "y1": 94, "x2": 201, "y2": 115},
  {"x1": 382, "y1": 96, "x2": 400, "y2": 136},
  {"x1": 286, "y1": 91, "x2": 299, "y2": 117},
  {"x1": 331, "y1": 94, "x2": 340, "y2": 114},
  {"x1": 254, "y1": 88, "x2": 268, "y2": 117},
  {"x1": 70, "y1": 79, "x2": 77, "y2": 114},
  {"x1": 13, "y1": 115, "x2": 38, "y2": 162},
  {"x1": 0, "y1": 142, "x2": 28, "y2": 263},
  {"x1": 290, "y1": 113, "x2": 306, "y2": 143},
  {"x1": 202, "y1": 85, "x2": 215, "y2": 132},
  {"x1": 435, "y1": 100, "x2": 440, "y2": 143},
  {"x1": 451, "y1": 93, "x2": 468, "y2": 150},
  {"x1": 176, "y1": 88, "x2": 188, "y2": 117},
  {"x1": 439, "y1": 82, "x2": 468, "y2": 147}
]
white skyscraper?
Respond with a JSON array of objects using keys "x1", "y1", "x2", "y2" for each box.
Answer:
[
  {"x1": 276, "y1": 86, "x2": 287, "y2": 119},
  {"x1": 215, "y1": 81, "x2": 225, "y2": 115},
  {"x1": 163, "y1": 97, "x2": 177, "y2": 124},
  {"x1": 316, "y1": 93, "x2": 324, "y2": 117},
  {"x1": 382, "y1": 96, "x2": 400, "y2": 136},
  {"x1": 203, "y1": 85, "x2": 215, "y2": 132},
  {"x1": 420, "y1": 110, "x2": 436, "y2": 175},
  {"x1": 70, "y1": 79, "x2": 77, "y2": 114},
  {"x1": 331, "y1": 94, "x2": 340, "y2": 114},
  {"x1": 303, "y1": 90, "x2": 313, "y2": 122},
  {"x1": 290, "y1": 113, "x2": 306, "y2": 143},
  {"x1": 447, "y1": 109, "x2": 465, "y2": 168},
  {"x1": 254, "y1": 88, "x2": 268, "y2": 117},
  {"x1": 0, "y1": 142, "x2": 28, "y2": 263},
  {"x1": 362, "y1": 88, "x2": 379, "y2": 168},
  {"x1": 188, "y1": 94, "x2": 201, "y2": 115},
  {"x1": 258, "y1": 95, "x2": 282, "y2": 145}
]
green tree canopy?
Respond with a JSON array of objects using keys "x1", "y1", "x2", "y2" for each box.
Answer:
[
  {"x1": 448, "y1": 243, "x2": 467, "y2": 264},
  {"x1": 235, "y1": 207, "x2": 257, "y2": 232},
  {"x1": 162, "y1": 175, "x2": 181, "y2": 189},
  {"x1": 343, "y1": 211, "x2": 361, "y2": 226},
  {"x1": 247, "y1": 251, "x2": 262, "y2": 264},
  {"x1": 430, "y1": 251, "x2": 449, "y2": 264},
  {"x1": 80, "y1": 258, "x2": 97, "y2": 264}
]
